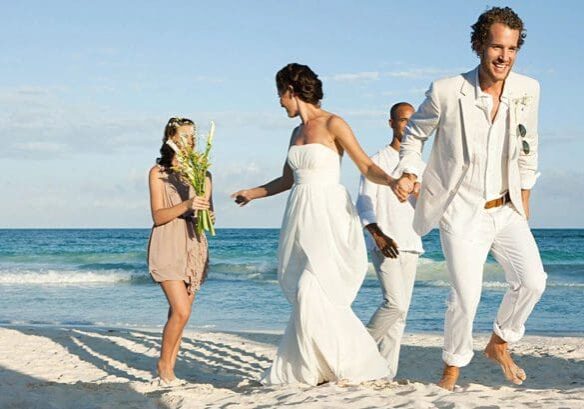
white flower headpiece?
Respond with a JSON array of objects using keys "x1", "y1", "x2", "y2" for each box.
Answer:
[{"x1": 165, "y1": 139, "x2": 180, "y2": 153}]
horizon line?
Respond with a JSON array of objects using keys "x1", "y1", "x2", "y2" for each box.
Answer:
[{"x1": 1, "y1": 226, "x2": 583, "y2": 230}]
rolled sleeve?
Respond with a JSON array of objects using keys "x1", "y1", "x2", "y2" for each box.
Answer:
[
  {"x1": 520, "y1": 171, "x2": 540, "y2": 190},
  {"x1": 356, "y1": 173, "x2": 378, "y2": 228}
]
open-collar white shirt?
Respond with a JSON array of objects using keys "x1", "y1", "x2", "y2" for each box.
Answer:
[
  {"x1": 357, "y1": 145, "x2": 424, "y2": 254},
  {"x1": 440, "y1": 71, "x2": 512, "y2": 234},
  {"x1": 475, "y1": 69, "x2": 511, "y2": 201}
]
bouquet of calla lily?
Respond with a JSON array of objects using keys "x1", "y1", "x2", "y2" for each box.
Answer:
[{"x1": 166, "y1": 121, "x2": 216, "y2": 236}]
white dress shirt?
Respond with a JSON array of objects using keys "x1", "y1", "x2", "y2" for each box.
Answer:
[
  {"x1": 477, "y1": 75, "x2": 510, "y2": 201},
  {"x1": 357, "y1": 145, "x2": 424, "y2": 254},
  {"x1": 441, "y1": 70, "x2": 512, "y2": 234}
]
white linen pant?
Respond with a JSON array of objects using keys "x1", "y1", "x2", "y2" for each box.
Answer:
[
  {"x1": 367, "y1": 250, "x2": 419, "y2": 379},
  {"x1": 439, "y1": 203, "x2": 547, "y2": 367}
]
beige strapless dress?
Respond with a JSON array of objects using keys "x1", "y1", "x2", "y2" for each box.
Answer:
[{"x1": 148, "y1": 167, "x2": 209, "y2": 294}]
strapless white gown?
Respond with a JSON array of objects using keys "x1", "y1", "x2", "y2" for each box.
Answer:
[{"x1": 261, "y1": 144, "x2": 389, "y2": 385}]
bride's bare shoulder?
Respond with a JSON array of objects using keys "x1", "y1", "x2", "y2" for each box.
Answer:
[{"x1": 326, "y1": 114, "x2": 350, "y2": 131}]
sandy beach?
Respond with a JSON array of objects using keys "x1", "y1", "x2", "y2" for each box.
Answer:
[{"x1": 0, "y1": 326, "x2": 582, "y2": 408}]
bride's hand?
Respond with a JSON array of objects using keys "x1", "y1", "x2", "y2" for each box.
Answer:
[
  {"x1": 188, "y1": 196, "x2": 210, "y2": 211},
  {"x1": 231, "y1": 189, "x2": 254, "y2": 207}
]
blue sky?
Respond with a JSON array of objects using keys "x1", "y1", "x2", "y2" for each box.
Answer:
[{"x1": 1, "y1": 1, "x2": 582, "y2": 228}]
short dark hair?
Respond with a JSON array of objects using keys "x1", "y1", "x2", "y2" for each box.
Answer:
[
  {"x1": 471, "y1": 7, "x2": 526, "y2": 56},
  {"x1": 276, "y1": 63, "x2": 323, "y2": 105},
  {"x1": 390, "y1": 102, "x2": 414, "y2": 120}
]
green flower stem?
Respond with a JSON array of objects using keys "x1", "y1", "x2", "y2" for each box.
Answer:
[{"x1": 195, "y1": 209, "x2": 215, "y2": 236}]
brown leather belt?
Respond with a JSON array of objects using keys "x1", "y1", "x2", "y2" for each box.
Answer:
[{"x1": 484, "y1": 192, "x2": 511, "y2": 209}]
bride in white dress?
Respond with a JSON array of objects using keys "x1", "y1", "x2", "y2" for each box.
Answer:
[{"x1": 232, "y1": 63, "x2": 404, "y2": 386}]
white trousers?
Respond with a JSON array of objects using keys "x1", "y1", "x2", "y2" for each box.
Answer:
[
  {"x1": 439, "y1": 203, "x2": 547, "y2": 367},
  {"x1": 367, "y1": 250, "x2": 419, "y2": 379}
]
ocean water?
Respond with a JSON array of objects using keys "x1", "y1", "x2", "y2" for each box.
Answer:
[{"x1": 0, "y1": 228, "x2": 582, "y2": 334}]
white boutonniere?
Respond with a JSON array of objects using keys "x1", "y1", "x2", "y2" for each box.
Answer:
[
  {"x1": 513, "y1": 95, "x2": 533, "y2": 114},
  {"x1": 513, "y1": 95, "x2": 533, "y2": 154},
  {"x1": 515, "y1": 95, "x2": 533, "y2": 107}
]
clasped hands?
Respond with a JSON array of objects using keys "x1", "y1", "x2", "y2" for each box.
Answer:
[{"x1": 391, "y1": 173, "x2": 420, "y2": 202}]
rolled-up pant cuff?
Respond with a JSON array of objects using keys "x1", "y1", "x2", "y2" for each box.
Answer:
[
  {"x1": 442, "y1": 349, "x2": 474, "y2": 367},
  {"x1": 493, "y1": 322, "x2": 525, "y2": 343}
]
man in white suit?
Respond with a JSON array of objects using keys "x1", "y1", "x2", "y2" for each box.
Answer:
[
  {"x1": 356, "y1": 102, "x2": 424, "y2": 379},
  {"x1": 391, "y1": 7, "x2": 546, "y2": 390}
]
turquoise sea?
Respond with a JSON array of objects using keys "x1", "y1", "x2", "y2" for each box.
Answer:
[{"x1": 0, "y1": 228, "x2": 582, "y2": 334}]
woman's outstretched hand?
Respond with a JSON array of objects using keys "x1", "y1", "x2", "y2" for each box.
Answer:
[
  {"x1": 231, "y1": 190, "x2": 254, "y2": 207},
  {"x1": 188, "y1": 196, "x2": 210, "y2": 211}
]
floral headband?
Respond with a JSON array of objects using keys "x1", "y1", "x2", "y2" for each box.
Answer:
[{"x1": 167, "y1": 117, "x2": 194, "y2": 128}]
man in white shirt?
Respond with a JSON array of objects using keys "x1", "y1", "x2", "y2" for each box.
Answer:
[
  {"x1": 356, "y1": 102, "x2": 424, "y2": 379},
  {"x1": 391, "y1": 7, "x2": 546, "y2": 390}
]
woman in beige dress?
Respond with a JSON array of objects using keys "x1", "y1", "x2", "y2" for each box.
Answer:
[{"x1": 148, "y1": 117, "x2": 213, "y2": 385}]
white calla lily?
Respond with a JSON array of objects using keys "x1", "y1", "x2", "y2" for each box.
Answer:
[
  {"x1": 166, "y1": 119, "x2": 216, "y2": 236},
  {"x1": 166, "y1": 139, "x2": 180, "y2": 153}
]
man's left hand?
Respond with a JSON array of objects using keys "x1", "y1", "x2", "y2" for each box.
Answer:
[{"x1": 365, "y1": 223, "x2": 399, "y2": 259}]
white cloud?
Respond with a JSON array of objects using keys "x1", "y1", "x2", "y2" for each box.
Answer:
[
  {"x1": 513, "y1": 65, "x2": 557, "y2": 76},
  {"x1": 340, "y1": 110, "x2": 386, "y2": 119},
  {"x1": 0, "y1": 86, "x2": 164, "y2": 158},
  {"x1": 0, "y1": 86, "x2": 295, "y2": 159},
  {"x1": 540, "y1": 129, "x2": 584, "y2": 144},
  {"x1": 530, "y1": 169, "x2": 584, "y2": 227},
  {"x1": 324, "y1": 67, "x2": 464, "y2": 84},
  {"x1": 211, "y1": 159, "x2": 287, "y2": 228},
  {"x1": 325, "y1": 71, "x2": 380, "y2": 82},
  {"x1": 0, "y1": 167, "x2": 150, "y2": 228},
  {"x1": 203, "y1": 111, "x2": 290, "y2": 131},
  {"x1": 193, "y1": 75, "x2": 225, "y2": 83},
  {"x1": 12, "y1": 141, "x2": 70, "y2": 154},
  {"x1": 383, "y1": 67, "x2": 464, "y2": 79}
]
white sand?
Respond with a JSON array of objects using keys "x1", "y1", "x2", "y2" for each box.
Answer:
[{"x1": 0, "y1": 326, "x2": 582, "y2": 408}]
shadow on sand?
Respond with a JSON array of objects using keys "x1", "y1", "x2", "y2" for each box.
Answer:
[
  {"x1": 4, "y1": 325, "x2": 583, "y2": 409},
  {"x1": 232, "y1": 330, "x2": 584, "y2": 391},
  {"x1": 0, "y1": 364, "x2": 170, "y2": 409},
  {"x1": 13, "y1": 326, "x2": 271, "y2": 389}
]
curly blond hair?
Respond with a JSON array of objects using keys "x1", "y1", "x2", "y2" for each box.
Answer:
[{"x1": 471, "y1": 7, "x2": 526, "y2": 56}]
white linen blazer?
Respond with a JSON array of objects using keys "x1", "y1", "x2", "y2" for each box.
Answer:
[{"x1": 396, "y1": 66, "x2": 540, "y2": 236}]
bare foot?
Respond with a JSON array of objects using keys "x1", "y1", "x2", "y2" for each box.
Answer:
[
  {"x1": 437, "y1": 365, "x2": 459, "y2": 391},
  {"x1": 484, "y1": 333, "x2": 526, "y2": 385},
  {"x1": 157, "y1": 360, "x2": 175, "y2": 382}
]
